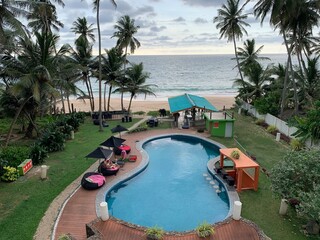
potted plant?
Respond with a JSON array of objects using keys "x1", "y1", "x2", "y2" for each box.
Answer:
[
  {"x1": 231, "y1": 150, "x2": 240, "y2": 159},
  {"x1": 196, "y1": 222, "x2": 215, "y2": 238},
  {"x1": 145, "y1": 226, "x2": 165, "y2": 240}
]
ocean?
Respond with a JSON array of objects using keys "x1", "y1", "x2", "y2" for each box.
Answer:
[{"x1": 78, "y1": 54, "x2": 288, "y2": 101}]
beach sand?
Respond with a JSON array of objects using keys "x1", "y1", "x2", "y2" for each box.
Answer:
[{"x1": 60, "y1": 95, "x2": 236, "y2": 113}]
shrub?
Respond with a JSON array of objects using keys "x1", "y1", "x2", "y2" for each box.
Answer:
[
  {"x1": 39, "y1": 128, "x2": 65, "y2": 152},
  {"x1": 196, "y1": 222, "x2": 215, "y2": 238},
  {"x1": 290, "y1": 139, "x2": 304, "y2": 151},
  {"x1": 254, "y1": 119, "x2": 265, "y2": 126},
  {"x1": 1, "y1": 166, "x2": 20, "y2": 182},
  {"x1": 66, "y1": 114, "x2": 81, "y2": 131},
  {"x1": 266, "y1": 125, "x2": 277, "y2": 134},
  {"x1": 73, "y1": 112, "x2": 86, "y2": 123},
  {"x1": 0, "y1": 146, "x2": 30, "y2": 168},
  {"x1": 29, "y1": 143, "x2": 48, "y2": 165},
  {"x1": 145, "y1": 226, "x2": 164, "y2": 240}
]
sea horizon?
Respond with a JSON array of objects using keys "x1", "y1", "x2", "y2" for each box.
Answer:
[{"x1": 76, "y1": 53, "x2": 288, "y2": 101}]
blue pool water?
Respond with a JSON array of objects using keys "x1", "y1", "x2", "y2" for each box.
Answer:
[{"x1": 106, "y1": 135, "x2": 229, "y2": 231}]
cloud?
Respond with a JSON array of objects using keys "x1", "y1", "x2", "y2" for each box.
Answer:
[
  {"x1": 181, "y1": 0, "x2": 225, "y2": 7},
  {"x1": 194, "y1": 18, "x2": 208, "y2": 24},
  {"x1": 150, "y1": 26, "x2": 167, "y2": 32},
  {"x1": 173, "y1": 17, "x2": 186, "y2": 22}
]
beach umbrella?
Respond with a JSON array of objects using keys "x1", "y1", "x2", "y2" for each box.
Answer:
[
  {"x1": 85, "y1": 147, "x2": 113, "y2": 159},
  {"x1": 100, "y1": 136, "x2": 126, "y2": 148},
  {"x1": 111, "y1": 125, "x2": 128, "y2": 138}
]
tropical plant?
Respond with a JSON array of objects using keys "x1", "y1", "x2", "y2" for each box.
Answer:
[
  {"x1": 99, "y1": 47, "x2": 125, "y2": 112},
  {"x1": 2, "y1": 32, "x2": 70, "y2": 145},
  {"x1": 233, "y1": 62, "x2": 272, "y2": 103},
  {"x1": 112, "y1": 15, "x2": 140, "y2": 111},
  {"x1": 236, "y1": 39, "x2": 270, "y2": 75},
  {"x1": 290, "y1": 138, "x2": 304, "y2": 151},
  {"x1": 29, "y1": 143, "x2": 48, "y2": 165},
  {"x1": 293, "y1": 101, "x2": 320, "y2": 144},
  {"x1": 0, "y1": 0, "x2": 30, "y2": 46},
  {"x1": 196, "y1": 221, "x2": 215, "y2": 238},
  {"x1": 27, "y1": 1, "x2": 64, "y2": 34},
  {"x1": 231, "y1": 150, "x2": 240, "y2": 159},
  {"x1": 88, "y1": 0, "x2": 117, "y2": 131},
  {"x1": 1, "y1": 166, "x2": 20, "y2": 182},
  {"x1": 214, "y1": 0, "x2": 250, "y2": 82},
  {"x1": 71, "y1": 17, "x2": 96, "y2": 111},
  {"x1": 0, "y1": 146, "x2": 30, "y2": 168},
  {"x1": 113, "y1": 63, "x2": 156, "y2": 113},
  {"x1": 145, "y1": 226, "x2": 164, "y2": 240},
  {"x1": 266, "y1": 125, "x2": 277, "y2": 134}
]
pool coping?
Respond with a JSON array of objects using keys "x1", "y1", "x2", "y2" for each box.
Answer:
[{"x1": 96, "y1": 133, "x2": 239, "y2": 226}]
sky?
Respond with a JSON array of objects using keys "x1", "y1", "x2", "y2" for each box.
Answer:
[{"x1": 56, "y1": 0, "x2": 286, "y2": 55}]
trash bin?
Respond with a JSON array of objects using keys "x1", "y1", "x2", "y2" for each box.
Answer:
[
  {"x1": 122, "y1": 117, "x2": 125, "y2": 123},
  {"x1": 129, "y1": 116, "x2": 132, "y2": 122}
]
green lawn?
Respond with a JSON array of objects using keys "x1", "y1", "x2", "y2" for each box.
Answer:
[
  {"x1": 0, "y1": 113, "x2": 315, "y2": 240},
  {"x1": 212, "y1": 112, "x2": 314, "y2": 240},
  {"x1": 0, "y1": 118, "x2": 140, "y2": 240}
]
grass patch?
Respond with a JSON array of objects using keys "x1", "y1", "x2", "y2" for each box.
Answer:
[{"x1": 0, "y1": 117, "x2": 140, "y2": 240}]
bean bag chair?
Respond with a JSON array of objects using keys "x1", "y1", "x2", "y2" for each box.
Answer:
[
  {"x1": 98, "y1": 162, "x2": 120, "y2": 176},
  {"x1": 81, "y1": 172, "x2": 105, "y2": 190}
]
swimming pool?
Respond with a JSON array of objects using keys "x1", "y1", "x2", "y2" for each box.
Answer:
[{"x1": 106, "y1": 135, "x2": 229, "y2": 231}]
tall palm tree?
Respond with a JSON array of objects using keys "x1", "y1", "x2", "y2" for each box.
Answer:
[
  {"x1": 236, "y1": 39, "x2": 270, "y2": 74},
  {"x1": 89, "y1": 0, "x2": 117, "y2": 131},
  {"x1": 112, "y1": 15, "x2": 140, "y2": 111},
  {"x1": 214, "y1": 0, "x2": 250, "y2": 82},
  {"x1": 113, "y1": 63, "x2": 156, "y2": 113},
  {"x1": 254, "y1": 0, "x2": 320, "y2": 115},
  {"x1": 71, "y1": 17, "x2": 96, "y2": 111},
  {"x1": 27, "y1": 1, "x2": 64, "y2": 34},
  {"x1": 71, "y1": 17, "x2": 96, "y2": 44},
  {"x1": 100, "y1": 47, "x2": 125, "y2": 112}
]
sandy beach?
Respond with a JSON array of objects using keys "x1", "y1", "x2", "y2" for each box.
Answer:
[{"x1": 60, "y1": 95, "x2": 236, "y2": 113}]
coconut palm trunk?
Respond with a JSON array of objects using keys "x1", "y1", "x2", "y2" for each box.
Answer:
[{"x1": 96, "y1": 0, "x2": 103, "y2": 131}]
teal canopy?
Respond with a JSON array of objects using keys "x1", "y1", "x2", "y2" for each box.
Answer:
[{"x1": 168, "y1": 93, "x2": 218, "y2": 113}]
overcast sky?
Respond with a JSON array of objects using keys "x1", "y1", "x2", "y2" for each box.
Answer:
[{"x1": 56, "y1": 0, "x2": 286, "y2": 55}]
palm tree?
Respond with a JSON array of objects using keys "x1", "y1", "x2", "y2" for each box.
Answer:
[
  {"x1": 71, "y1": 17, "x2": 96, "y2": 111},
  {"x1": 89, "y1": 0, "x2": 117, "y2": 131},
  {"x1": 233, "y1": 62, "x2": 272, "y2": 103},
  {"x1": 2, "y1": 32, "x2": 69, "y2": 144},
  {"x1": 254, "y1": 0, "x2": 320, "y2": 116},
  {"x1": 236, "y1": 39, "x2": 270, "y2": 74},
  {"x1": 296, "y1": 57, "x2": 320, "y2": 109},
  {"x1": 71, "y1": 17, "x2": 96, "y2": 44},
  {"x1": 100, "y1": 47, "x2": 125, "y2": 112},
  {"x1": 113, "y1": 63, "x2": 156, "y2": 113},
  {"x1": 214, "y1": 0, "x2": 250, "y2": 82},
  {"x1": 112, "y1": 15, "x2": 140, "y2": 111},
  {"x1": 27, "y1": 1, "x2": 64, "y2": 34},
  {"x1": 0, "y1": 0, "x2": 30, "y2": 46}
]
